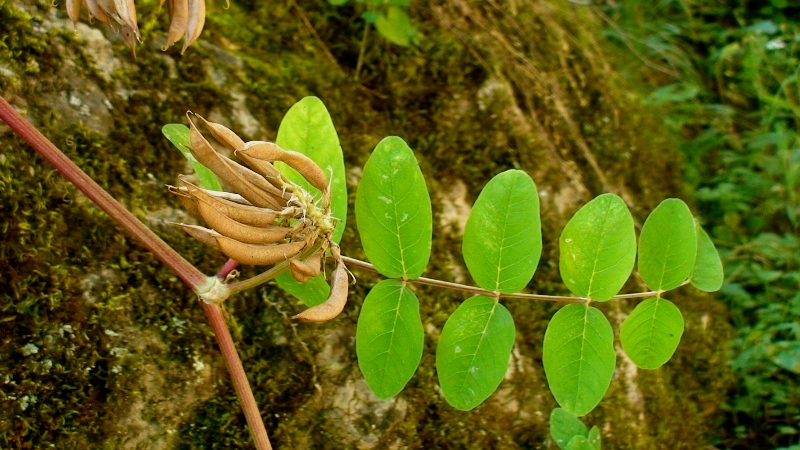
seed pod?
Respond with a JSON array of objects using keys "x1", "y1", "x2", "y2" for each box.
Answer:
[
  {"x1": 66, "y1": 0, "x2": 82, "y2": 27},
  {"x1": 181, "y1": 0, "x2": 205, "y2": 54},
  {"x1": 85, "y1": 0, "x2": 111, "y2": 24},
  {"x1": 221, "y1": 154, "x2": 292, "y2": 202},
  {"x1": 180, "y1": 182, "x2": 280, "y2": 227},
  {"x1": 196, "y1": 115, "x2": 245, "y2": 151},
  {"x1": 113, "y1": 0, "x2": 139, "y2": 41},
  {"x1": 214, "y1": 236, "x2": 307, "y2": 266},
  {"x1": 289, "y1": 251, "x2": 323, "y2": 283},
  {"x1": 168, "y1": 185, "x2": 203, "y2": 220},
  {"x1": 292, "y1": 260, "x2": 349, "y2": 322},
  {"x1": 195, "y1": 197, "x2": 291, "y2": 245},
  {"x1": 235, "y1": 150, "x2": 286, "y2": 188},
  {"x1": 164, "y1": 0, "x2": 188, "y2": 50},
  {"x1": 175, "y1": 223, "x2": 221, "y2": 248},
  {"x1": 187, "y1": 113, "x2": 285, "y2": 210},
  {"x1": 239, "y1": 141, "x2": 329, "y2": 192}
]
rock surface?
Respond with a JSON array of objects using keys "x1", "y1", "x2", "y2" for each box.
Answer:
[{"x1": 0, "y1": 0, "x2": 733, "y2": 448}]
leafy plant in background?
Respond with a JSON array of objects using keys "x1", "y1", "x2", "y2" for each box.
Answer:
[
  {"x1": 159, "y1": 96, "x2": 723, "y2": 447},
  {"x1": 599, "y1": 1, "x2": 800, "y2": 446},
  {"x1": 328, "y1": 0, "x2": 418, "y2": 47}
]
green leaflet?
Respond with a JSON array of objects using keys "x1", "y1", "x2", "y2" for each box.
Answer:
[
  {"x1": 275, "y1": 96, "x2": 347, "y2": 244},
  {"x1": 620, "y1": 298, "x2": 684, "y2": 369},
  {"x1": 374, "y1": 7, "x2": 416, "y2": 46},
  {"x1": 566, "y1": 436, "x2": 594, "y2": 450},
  {"x1": 559, "y1": 193, "x2": 636, "y2": 301},
  {"x1": 161, "y1": 124, "x2": 222, "y2": 191},
  {"x1": 462, "y1": 170, "x2": 542, "y2": 294},
  {"x1": 436, "y1": 296, "x2": 516, "y2": 411},
  {"x1": 274, "y1": 97, "x2": 346, "y2": 304},
  {"x1": 356, "y1": 279, "x2": 424, "y2": 399},
  {"x1": 550, "y1": 407, "x2": 588, "y2": 449},
  {"x1": 543, "y1": 304, "x2": 616, "y2": 417},
  {"x1": 690, "y1": 221, "x2": 724, "y2": 292},
  {"x1": 638, "y1": 198, "x2": 697, "y2": 291},
  {"x1": 588, "y1": 426, "x2": 601, "y2": 450},
  {"x1": 275, "y1": 272, "x2": 330, "y2": 307},
  {"x1": 355, "y1": 136, "x2": 432, "y2": 279}
]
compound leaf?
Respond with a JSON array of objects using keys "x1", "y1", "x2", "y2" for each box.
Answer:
[
  {"x1": 550, "y1": 407, "x2": 588, "y2": 449},
  {"x1": 620, "y1": 298, "x2": 684, "y2": 369},
  {"x1": 437, "y1": 296, "x2": 516, "y2": 411},
  {"x1": 560, "y1": 193, "x2": 635, "y2": 301},
  {"x1": 356, "y1": 136, "x2": 432, "y2": 279},
  {"x1": 463, "y1": 170, "x2": 541, "y2": 294},
  {"x1": 690, "y1": 221, "x2": 724, "y2": 292},
  {"x1": 543, "y1": 304, "x2": 616, "y2": 417},
  {"x1": 162, "y1": 124, "x2": 222, "y2": 191},
  {"x1": 638, "y1": 198, "x2": 697, "y2": 291},
  {"x1": 357, "y1": 279, "x2": 424, "y2": 399}
]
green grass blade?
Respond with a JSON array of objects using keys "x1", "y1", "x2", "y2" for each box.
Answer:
[
  {"x1": 356, "y1": 279, "x2": 424, "y2": 399},
  {"x1": 355, "y1": 136, "x2": 432, "y2": 279},
  {"x1": 690, "y1": 221, "x2": 724, "y2": 292},
  {"x1": 550, "y1": 407, "x2": 588, "y2": 449},
  {"x1": 436, "y1": 296, "x2": 516, "y2": 410},
  {"x1": 559, "y1": 193, "x2": 636, "y2": 301},
  {"x1": 161, "y1": 124, "x2": 222, "y2": 191},
  {"x1": 620, "y1": 298, "x2": 684, "y2": 369},
  {"x1": 543, "y1": 304, "x2": 616, "y2": 417},
  {"x1": 462, "y1": 170, "x2": 541, "y2": 293},
  {"x1": 638, "y1": 198, "x2": 697, "y2": 291}
]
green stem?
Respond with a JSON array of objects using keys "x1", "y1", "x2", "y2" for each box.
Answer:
[
  {"x1": 0, "y1": 97, "x2": 272, "y2": 450},
  {"x1": 339, "y1": 256, "x2": 661, "y2": 303}
]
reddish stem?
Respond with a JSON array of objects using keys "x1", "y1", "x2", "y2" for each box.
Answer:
[
  {"x1": 217, "y1": 258, "x2": 240, "y2": 279},
  {"x1": 0, "y1": 97, "x2": 272, "y2": 450}
]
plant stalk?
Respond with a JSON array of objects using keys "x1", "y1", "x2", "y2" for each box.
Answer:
[
  {"x1": 0, "y1": 97, "x2": 272, "y2": 450},
  {"x1": 340, "y1": 255, "x2": 659, "y2": 303}
]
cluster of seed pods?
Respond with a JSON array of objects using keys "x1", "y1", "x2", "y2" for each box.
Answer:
[
  {"x1": 65, "y1": 0, "x2": 212, "y2": 55},
  {"x1": 66, "y1": 0, "x2": 141, "y2": 52},
  {"x1": 170, "y1": 113, "x2": 349, "y2": 322}
]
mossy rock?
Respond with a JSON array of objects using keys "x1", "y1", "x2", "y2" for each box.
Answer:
[{"x1": 0, "y1": 0, "x2": 734, "y2": 448}]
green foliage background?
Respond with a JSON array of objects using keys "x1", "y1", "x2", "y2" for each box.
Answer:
[{"x1": 603, "y1": 1, "x2": 800, "y2": 447}]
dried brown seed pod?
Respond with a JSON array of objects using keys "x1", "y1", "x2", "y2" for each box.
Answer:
[
  {"x1": 66, "y1": 0, "x2": 82, "y2": 27},
  {"x1": 164, "y1": 0, "x2": 188, "y2": 50},
  {"x1": 214, "y1": 236, "x2": 308, "y2": 266},
  {"x1": 181, "y1": 0, "x2": 205, "y2": 54},
  {"x1": 186, "y1": 113, "x2": 286, "y2": 210},
  {"x1": 238, "y1": 141, "x2": 329, "y2": 193},
  {"x1": 196, "y1": 115, "x2": 245, "y2": 151},
  {"x1": 174, "y1": 223, "x2": 221, "y2": 248},
  {"x1": 168, "y1": 185, "x2": 203, "y2": 220},
  {"x1": 84, "y1": 0, "x2": 111, "y2": 24},
  {"x1": 178, "y1": 181, "x2": 281, "y2": 227},
  {"x1": 194, "y1": 197, "x2": 291, "y2": 245},
  {"x1": 289, "y1": 251, "x2": 323, "y2": 283},
  {"x1": 292, "y1": 259, "x2": 349, "y2": 322}
]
